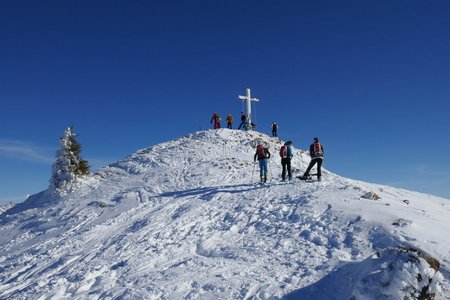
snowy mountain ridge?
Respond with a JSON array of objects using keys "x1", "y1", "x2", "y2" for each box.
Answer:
[
  {"x1": 0, "y1": 201, "x2": 15, "y2": 215},
  {"x1": 0, "y1": 129, "x2": 449, "y2": 299}
]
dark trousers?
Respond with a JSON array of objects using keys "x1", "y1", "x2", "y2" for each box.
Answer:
[
  {"x1": 281, "y1": 158, "x2": 292, "y2": 180},
  {"x1": 304, "y1": 157, "x2": 323, "y2": 178},
  {"x1": 272, "y1": 130, "x2": 277, "y2": 137},
  {"x1": 227, "y1": 122, "x2": 232, "y2": 129}
]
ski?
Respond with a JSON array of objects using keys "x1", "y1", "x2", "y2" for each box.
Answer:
[{"x1": 296, "y1": 173, "x2": 320, "y2": 181}]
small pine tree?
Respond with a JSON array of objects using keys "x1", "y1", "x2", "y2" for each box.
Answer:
[{"x1": 50, "y1": 126, "x2": 90, "y2": 193}]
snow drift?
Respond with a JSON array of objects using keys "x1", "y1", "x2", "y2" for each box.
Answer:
[{"x1": 0, "y1": 129, "x2": 449, "y2": 299}]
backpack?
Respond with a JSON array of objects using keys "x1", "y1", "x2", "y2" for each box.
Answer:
[
  {"x1": 217, "y1": 115, "x2": 221, "y2": 122},
  {"x1": 279, "y1": 145, "x2": 287, "y2": 158},
  {"x1": 256, "y1": 144, "x2": 266, "y2": 158},
  {"x1": 314, "y1": 143, "x2": 323, "y2": 157}
]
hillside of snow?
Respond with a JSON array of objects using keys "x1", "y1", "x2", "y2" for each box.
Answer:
[{"x1": 1, "y1": 129, "x2": 449, "y2": 299}]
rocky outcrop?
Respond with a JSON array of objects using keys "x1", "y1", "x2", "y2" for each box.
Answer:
[
  {"x1": 361, "y1": 192, "x2": 381, "y2": 200},
  {"x1": 352, "y1": 247, "x2": 442, "y2": 300}
]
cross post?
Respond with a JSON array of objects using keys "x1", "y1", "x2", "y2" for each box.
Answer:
[{"x1": 238, "y1": 87, "x2": 260, "y2": 130}]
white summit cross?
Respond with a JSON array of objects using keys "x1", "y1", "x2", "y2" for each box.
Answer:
[{"x1": 238, "y1": 87, "x2": 260, "y2": 130}]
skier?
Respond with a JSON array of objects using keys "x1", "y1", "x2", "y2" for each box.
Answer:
[
  {"x1": 210, "y1": 112, "x2": 221, "y2": 129},
  {"x1": 226, "y1": 114, "x2": 233, "y2": 129},
  {"x1": 238, "y1": 112, "x2": 247, "y2": 130},
  {"x1": 271, "y1": 122, "x2": 278, "y2": 137},
  {"x1": 254, "y1": 143, "x2": 271, "y2": 183},
  {"x1": 300, "y1": 137, "x2": 324, "y2": 181},
  {"x1": 279, "y1": 141, "x2": 293, "y2": 181}
]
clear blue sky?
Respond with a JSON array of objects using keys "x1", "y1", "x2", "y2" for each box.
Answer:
[{"x1": 1, "y1": 0, "x2": 449, "y2": 204}]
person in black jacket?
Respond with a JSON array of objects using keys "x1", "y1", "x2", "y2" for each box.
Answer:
[
  {"x1": 280, "y1": 141, "x2": 293, "y2": 181},
  {"x1": 254, "y1": 144, "x2": 271, "y2": 182},
  {"x1": 301, "y1": 137, "x2": 324, "y2": 181},
  {"x1": 271, "y1": 122, "x2": 278, "y2": 137},
  {"x1": 238, "y1": 112, "x2": 247, "y2": 129}
]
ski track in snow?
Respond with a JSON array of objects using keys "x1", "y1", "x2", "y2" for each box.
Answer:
[{"x1": 0, "y1": 129, "x2": 449, "y2": 299}]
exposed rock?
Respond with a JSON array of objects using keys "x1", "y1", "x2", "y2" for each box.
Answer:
[
  {"x1": 361, "y1": 192, "x2": 381, "y2": 200},
  {"x1": 398, "y1": 246, "x2": 440, "y2": 272},
  {"x1": 392, "y1": 218, "x2": 412, "y2": 227}
]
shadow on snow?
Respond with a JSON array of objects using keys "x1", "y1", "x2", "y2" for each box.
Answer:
[{"x1": 160, "y1": 183, "x2": 268, "y2": 202}]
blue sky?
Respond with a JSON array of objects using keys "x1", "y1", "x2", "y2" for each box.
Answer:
[{"x1": 1, "y1": 0, "x2": 449, "y2": 204}]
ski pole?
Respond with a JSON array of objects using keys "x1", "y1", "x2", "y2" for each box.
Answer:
[
  {"x1": 252, "y1": 161, "x2": 256, "y2": 183},
  {"x1": 268, "y1": 158, "x2": 273, "y2": 180}
]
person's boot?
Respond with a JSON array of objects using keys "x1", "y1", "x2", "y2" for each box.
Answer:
[
  {"x1": 264, "y1": 175, "x2": 267, "y2": 183},
  {"x1": 260, "y1": 176, "x2": 264, "y2": 182}
]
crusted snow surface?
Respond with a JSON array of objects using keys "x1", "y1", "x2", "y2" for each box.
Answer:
[{"x1": 0, "y1": 129, "x2": 449, "y2": 299}]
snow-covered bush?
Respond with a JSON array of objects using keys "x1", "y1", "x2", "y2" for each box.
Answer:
[
  {"x1": 352, "y1": 247, "x2": 442, "y2": 299},
  {"x1": 49, "y1": 126, "x2": 90, "y2": 194}
]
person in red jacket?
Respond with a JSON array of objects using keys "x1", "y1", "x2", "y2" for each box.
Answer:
[
  {"x1": 210, "y1": 112, "x2": 221, "y2": 129},
  {"x1": 301, "y1": 137, "x2": 324, "y2": 181},
  {"x1": 254, "y1": 144, "x2": 271, "y2": 182}
]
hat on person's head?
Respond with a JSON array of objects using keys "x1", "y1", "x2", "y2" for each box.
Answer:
[{"x1": 314, "y1": 137, "x2": 319, "y2": 142}]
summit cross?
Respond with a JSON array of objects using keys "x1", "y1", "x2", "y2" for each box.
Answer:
[{"x1": 238, "y1": 87, "x2": 260, "y2": 130}]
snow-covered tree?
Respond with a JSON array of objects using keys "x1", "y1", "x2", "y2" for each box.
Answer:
[{"x1": 50, "y1": 126, "x2": 90, "y2": 193}]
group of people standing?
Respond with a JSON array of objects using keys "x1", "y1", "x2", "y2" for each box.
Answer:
[
  {"x1": 210, "y1": 112, "x2": 274, "y2": 133},
  {"x1": 211, "y1": 112, "x2": 247, "y2": 130},
  {"x1": 210, "y1": 112, "x2": 324, "y2": 183},
  {"x1": 254, "y1": 137, "x2": 324, "y2": 183}
]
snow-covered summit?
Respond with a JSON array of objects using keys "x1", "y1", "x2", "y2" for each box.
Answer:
[{"x1": 0, "y1": 129, "x2": 449, "y2": 299}]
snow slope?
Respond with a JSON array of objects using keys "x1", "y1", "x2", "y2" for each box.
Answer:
[{"x1": 0, "y1": 129, "x2": 449, "y2": 299}]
